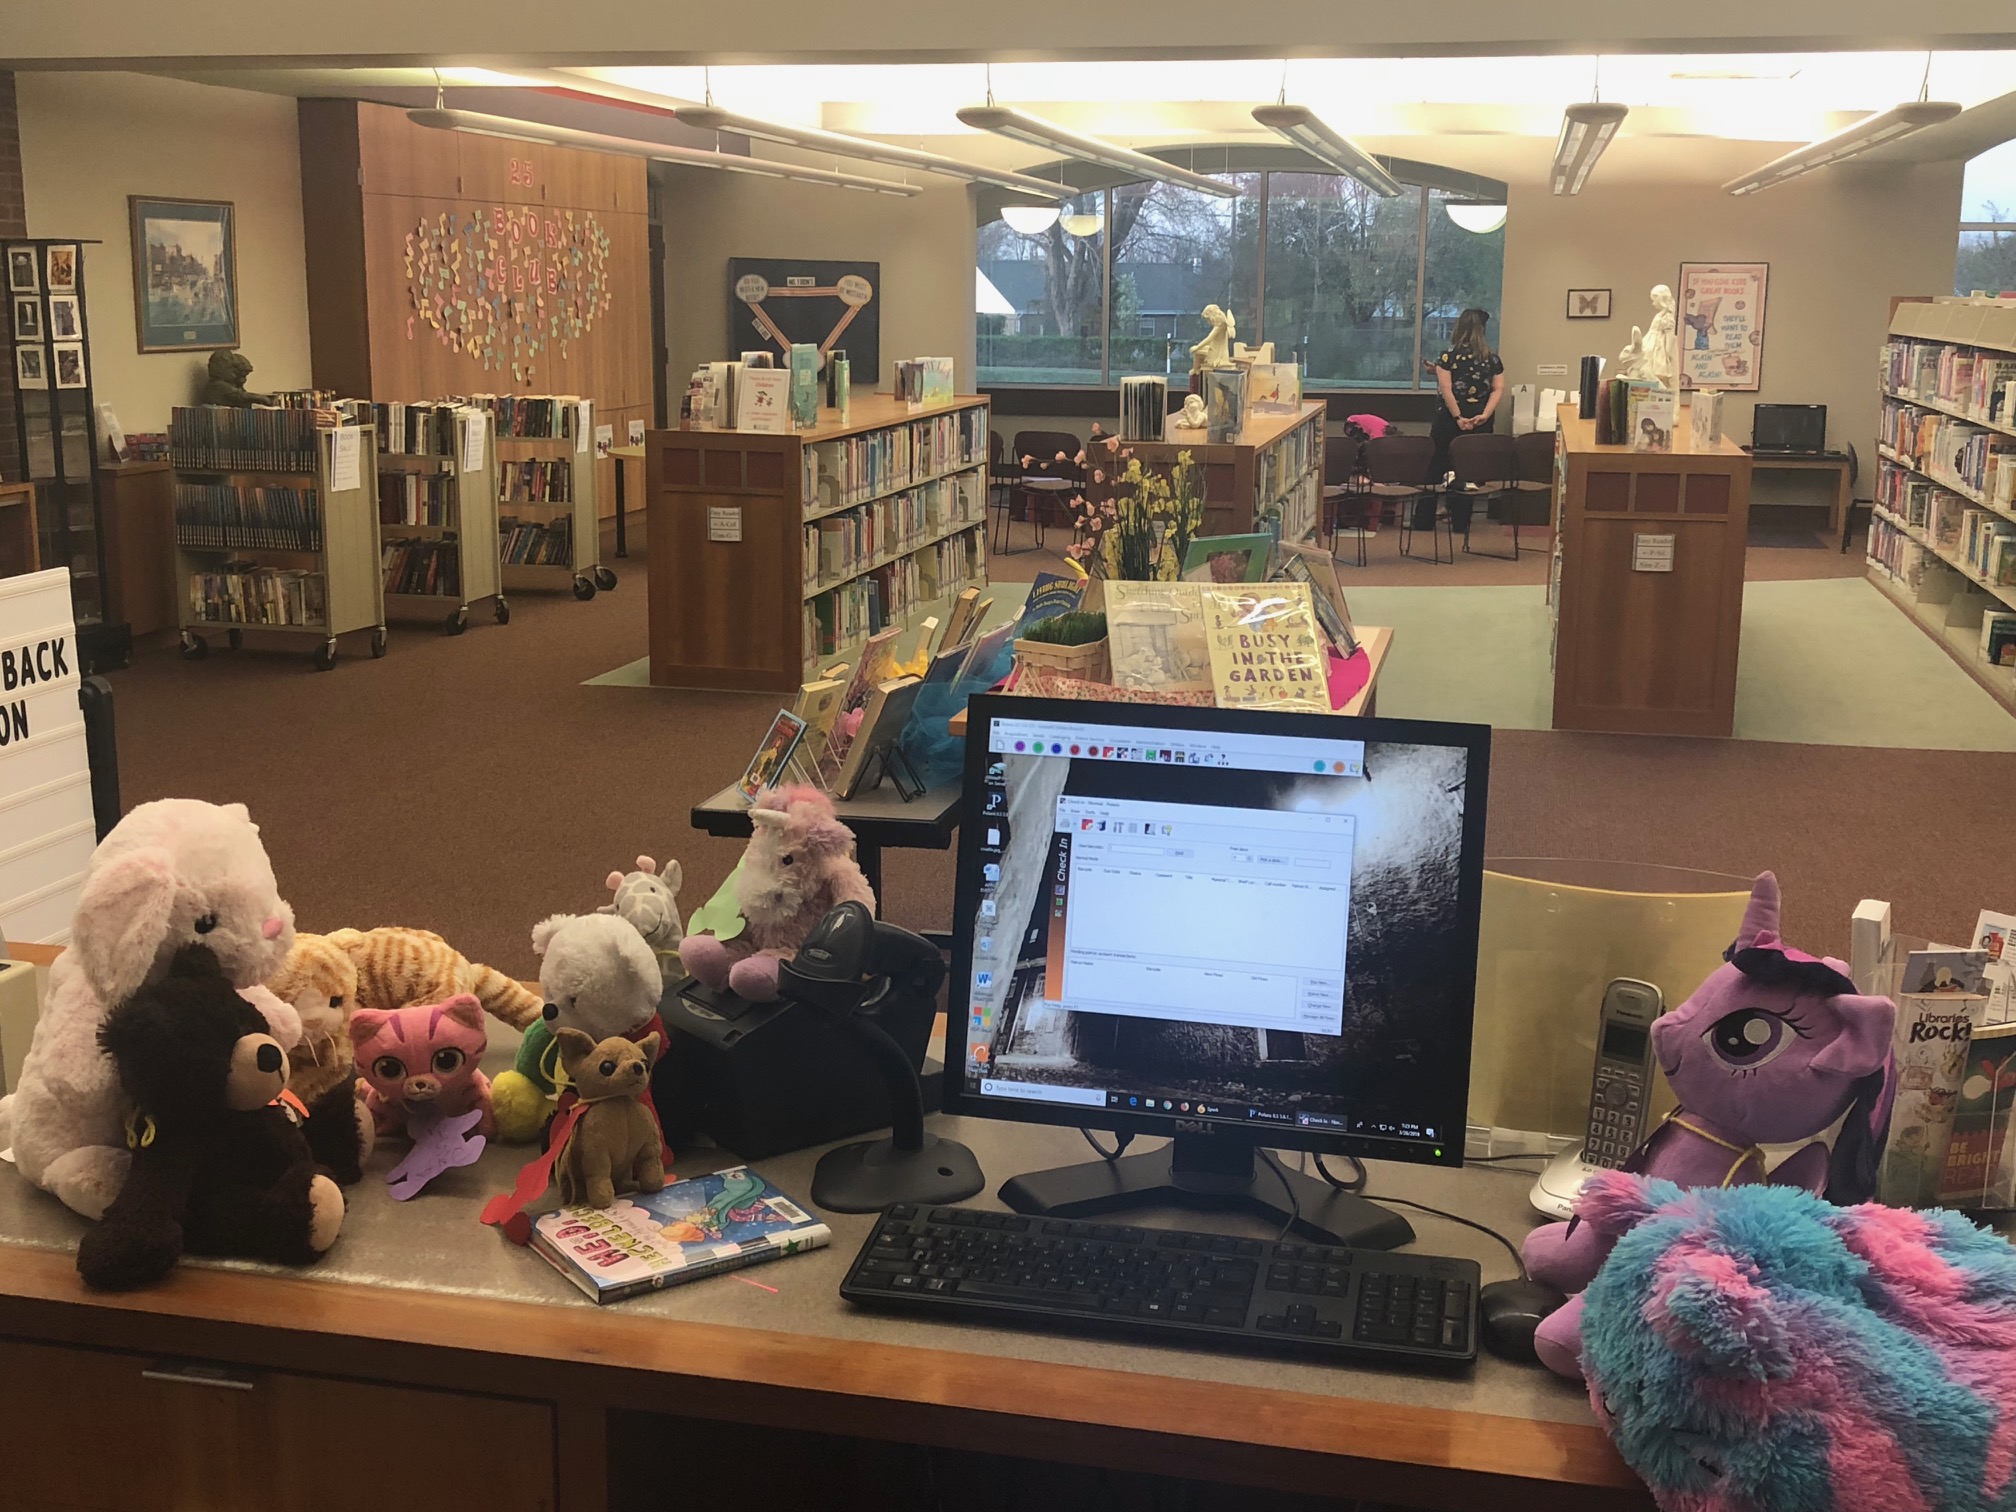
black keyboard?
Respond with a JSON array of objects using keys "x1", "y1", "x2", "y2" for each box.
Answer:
[{"x1": 840, "y1": 1204, "x2": 1479, "y2": 1369}]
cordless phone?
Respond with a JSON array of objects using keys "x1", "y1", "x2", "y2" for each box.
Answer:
[{"x1": 1581, "y1": 978, "x2": 1661, "y2": 1169}]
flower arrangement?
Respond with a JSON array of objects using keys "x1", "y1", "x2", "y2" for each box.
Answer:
[{"x1": 1065, "y1": 426, "x2": 1204, "y2": 581}]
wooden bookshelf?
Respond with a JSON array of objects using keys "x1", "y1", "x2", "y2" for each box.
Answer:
[
  {"x1": 482, "y1": 397, "x2": 612, "y2": 601},
  {"x1": 1867, "y1": 296, "x2": 2016, "y2": 714},
  {"x1": 1121, "y1": 401, "x2": 1325, "y2": 543},
  {"x1": 376, "y1": 407, "x2": 506, "y2": 633},
  {"x1": 645, "y1": 395, "x2": 990, "y2": 693},
  {"x1": 172, "y1": 421, "x2": 386, "y2": 672}
]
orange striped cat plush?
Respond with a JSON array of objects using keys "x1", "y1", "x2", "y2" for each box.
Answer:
[{"x1": 325, "y1": 927, "x2": 542, "y2": 1032}]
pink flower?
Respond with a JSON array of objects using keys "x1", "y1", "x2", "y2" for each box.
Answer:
[
  {"x1": 1120, "y1": 448, "x2": 1136, "y2": 460},
  {"x1": 1073, "y1": 451, "x2": 1087, "y2": 465},
  {"x1": 1055, "y1": 450, "x2": 1068, "y2": 462}
]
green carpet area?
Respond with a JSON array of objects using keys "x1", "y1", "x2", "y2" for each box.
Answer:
[{"x1": 1338, "y1": 578, "x2": 2016, "y2": 750}]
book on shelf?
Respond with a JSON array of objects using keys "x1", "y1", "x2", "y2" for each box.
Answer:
[
  {"x1": 169, "y1": 404, "x2": 326, "y2": 473},
  {"x1": 187, "y1": 563, "x2": 327, "y2": 628},
  {"x1": 460, "y1": 394, "x2": 583, "y2": 440},
  {"x1": 382, "y1": 537, "x2": 462, "y2": 597},
  {"x1": 370, "y1": 401, "x2": 465, "y2": 457},
  {"x1": 500, "y1": 457, "x2": 572, "y2": 504},
  {"x1": 378, "y1": 472, "x2": 454, "y2": 527},
  {"x1": 500, "y1": 514, "x2": 573, "y2": 567},
  {"x1": 1981, "y1": 612, "x2": 2016, "y2": 668},
  {"x1": 529, "y1": 1166, "x2": 830, "y2": 1304},
  {"x1": 174, "y1": 482, "x2": 323, "y2": 553}
]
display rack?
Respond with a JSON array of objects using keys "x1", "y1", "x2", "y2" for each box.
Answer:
[
  {"x1": 373, "y1": 402, "x2": 505, "y2": 634},
  {"x1": 169, "y1": 408, "x2": 385, "y2": 671},
  {"x1": 464, "y1": 395, "x2": 612, "y2": 601},
  {"x1": 1119, "y1": 401, "x2": 1325, "y2": 544},
  {"x1": 1867, "y1": 297, "x2": 2016, "y2": 716},
  {"x1": 645, "y1": 394, "x2": 990, "y2": 692}
]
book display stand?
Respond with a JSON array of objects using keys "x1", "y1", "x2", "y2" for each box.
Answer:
[
  {"x1": 469, "y1": 395, "x2": 613, "y2": 602},
  {"x1": 169, "y1": 409, "x2": 386, "y2": 671},
  {"x1": 373, "y1": 403, "x2": 507, "y2": 634}
]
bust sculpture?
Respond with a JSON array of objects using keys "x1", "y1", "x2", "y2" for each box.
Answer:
[
  {"x1": 1189, "y1": 304, "x2": 1235, "y2": 375},
  {"x1": 200, "y1": 350, "x2": 274, "y2": 408}
]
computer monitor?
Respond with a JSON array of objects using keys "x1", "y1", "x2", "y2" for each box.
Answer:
[
  {"x1": 1752, "y1": 403, "x2": 1827, "y2": 454},
  {"x1": 942, "y1": 695, "x2": 1491, "y2": 1248}
]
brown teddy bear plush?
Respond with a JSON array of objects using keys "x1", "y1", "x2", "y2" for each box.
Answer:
[
  {"x1": 553, "y1": 1029, "x2": 665, "y2": 1210},
  {"x1": 76, "y1": 945, "x2": 344, "y2": 1291},
  {"x1": 265, "y1": 931, "x2": 374, "y2": 1184}
]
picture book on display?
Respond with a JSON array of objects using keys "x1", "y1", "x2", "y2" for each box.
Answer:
[
  {"x1": 833, "y1": 676, "x2": 923, "y2": 800},
  {"x1": 1181, "y1": 533, "x2": 1273, "y2": 585},
  {"x1": 1105, "y1": 581, "x2": 1215, "y2": 697},
  {"x1": 1201, "y1": 584, "x2": 1330, "y2": 714},
  {"x1": 1018, "y1": 570, "x2": 1086, "y2": 633},
  {"x1": 738, "y1": 709, "x2": 809, "y2": 801},
  {"x1": 531, "y1": 1166, "x2": 831, "y2": 1304},
  {"x1": 1273, "y1": 541, "x2": 1357, "y2": 658}
]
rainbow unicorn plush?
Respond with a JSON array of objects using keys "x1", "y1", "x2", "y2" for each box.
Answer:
[
  {"x1": 1526, "y1": 872, "x2": 1898, "y2": 1377},
  {"x1": 1578, "y1": 1171, "x2": 2016, "y2": 1512}
]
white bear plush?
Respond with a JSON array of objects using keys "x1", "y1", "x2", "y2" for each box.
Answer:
[{"x1": 0, "y1": 799, "x2": 300, "y2": 1219}]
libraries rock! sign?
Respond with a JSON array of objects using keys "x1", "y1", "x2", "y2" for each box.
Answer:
[{"x1": 0, "y1": 568, "x2": 93, "y2": 944}]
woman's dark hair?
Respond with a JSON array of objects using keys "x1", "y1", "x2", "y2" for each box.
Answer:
[{"x1": 1450, "y1": 308, "x2": 1493, "y2": 359}]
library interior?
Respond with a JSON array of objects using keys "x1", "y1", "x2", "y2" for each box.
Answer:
[{"x1": 7, "y1": 6, "x2": 2016, "y2": 1510}]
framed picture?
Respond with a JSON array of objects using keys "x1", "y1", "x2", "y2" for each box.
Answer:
[
  {"x1": 44, "y1": 244, "x2": 78, "y2": 292},
  {"x1": 51, "y1": 342, "x2": 87, "y2": 389},
  {"x1": 12, "y1": 296, "x2": 41, "y2": 341},
  {"x1": 14, "y1": 344, "x2": 47, "y2": 389},
  {"x1": 128, "y1": 196, "x2": 238, "y2": 352},
  {"x1": 1566, "y1": 288, "x2": 1612, "y2": 319},
  {"x1": 6, "y1": 246, "x2": 37, "y2": 293},
  {"x1": 1677, "y1": 262, "x2": 1769, "y2": 392},
  {"x1": 46, "y1": 294, "x2": 81, "y2": 341}
]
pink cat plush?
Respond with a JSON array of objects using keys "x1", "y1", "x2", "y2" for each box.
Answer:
[{"x1": 349, "y1": 994, "x2": 495, "y2": 1139}]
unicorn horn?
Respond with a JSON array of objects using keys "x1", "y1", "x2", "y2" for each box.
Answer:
[{"x1": 1735, "y1": 871, "x2": 1781, "y2": 949}]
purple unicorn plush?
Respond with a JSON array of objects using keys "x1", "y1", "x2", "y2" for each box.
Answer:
[{"x1": 1525, "y1": 871, "x2": 1897, "y2": 1378}]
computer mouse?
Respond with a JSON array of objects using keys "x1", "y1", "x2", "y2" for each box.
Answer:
[{"x1": 1477, "y1": 1278, "x2": 1568, "y2": 1364}]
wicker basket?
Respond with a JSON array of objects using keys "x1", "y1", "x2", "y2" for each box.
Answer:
[{"x1": 1013, "y1": 635, "x2": 1111, "y2": 685}]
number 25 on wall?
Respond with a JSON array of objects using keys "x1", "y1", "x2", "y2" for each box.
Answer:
[{"x1": 509, "y1": 157, "x2": 536, "y2": 188}]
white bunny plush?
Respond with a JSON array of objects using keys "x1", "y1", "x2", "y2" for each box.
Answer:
[{"x1": 0, "y1": 799, "x2": 300, "y2": 1220}]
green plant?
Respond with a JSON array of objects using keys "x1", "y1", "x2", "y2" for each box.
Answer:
[{"x1": 1019, "y1": 610, "x2": 1106, "y2": 646}]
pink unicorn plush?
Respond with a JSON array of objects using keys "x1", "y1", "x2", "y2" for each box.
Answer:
[
  {"x1": 1525, "y1": 871, "x2": 1898, "y2": 1378},
  {"x1": 679, "y1": 785, "x2": 877, "y2": 1003}
]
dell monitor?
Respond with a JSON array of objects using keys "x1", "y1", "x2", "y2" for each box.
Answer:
[
  {"x1": 942, "y1": 696, "x2": 1491, "y2": 1249},
  {"x1": 1751, "y1": 403, "x2": 1827, "y2": 455}
]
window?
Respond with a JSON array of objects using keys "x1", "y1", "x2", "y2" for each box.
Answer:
[
  {"x1": 1956, "y1": 140, "x2": 2016, "y2": 297},
  {"x1": 977, "y1": 167, "x2": 1506, "y2": 390}
]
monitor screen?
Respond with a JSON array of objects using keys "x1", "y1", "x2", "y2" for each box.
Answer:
[
  {"x1": 942, "y1": 696, "x2": 1491, "y2": 1167},
  {"x1": 1752, "y1": 403, "x2": 1826, "y2": 452}
]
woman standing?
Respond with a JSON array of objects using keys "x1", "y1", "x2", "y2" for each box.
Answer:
[{"x1": 1431, "y1": 308, "x2": 1505, "y2": 534}]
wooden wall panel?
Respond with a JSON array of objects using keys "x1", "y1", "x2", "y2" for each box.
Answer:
[{"x1": 301, "y1": 99, "x2": 650, "y2": 517}]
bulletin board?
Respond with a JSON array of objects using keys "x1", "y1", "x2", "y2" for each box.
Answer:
[{"x1": 728, "y1": 258, "x2": 880, "y2": 381}]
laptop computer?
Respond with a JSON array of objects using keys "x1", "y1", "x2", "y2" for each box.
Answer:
[{"x1": 1751, "y1": 404, "x2": 1827, "y2": 456}]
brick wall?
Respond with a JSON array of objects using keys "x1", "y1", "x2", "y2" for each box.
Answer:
[{"x1": 0, "y1": 72, "x2": 23, "y2": 480}]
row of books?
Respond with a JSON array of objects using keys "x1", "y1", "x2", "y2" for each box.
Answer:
[
  {"x1": 268, "y1": 389, "x2": 343, "y2": 411},
  {"x1": 502, "y1": 459, "x2": 572, "y2": 504},
  {"x1": 174, "y1": 482, "x2": 322, "y2": 553},
  {"x1": 801, "y1": 411, "x2": 988, "y2": 514},
  {"x1": 1883, "y1": 339, "x2": 2016, "y2": 428},
  {"x1": 371, "y1": 401, "x2": 466, "y2": 457},
  {"x1": 460, "y1": 394, "x2": 583, "y2": 439},
  {"x1": 1257, "y1": 416, "x2": 1318, "y2": 504},
  {"x1": 186, "y1": 565, "x2": 327, "y2": 627},
  {"x1": 501, "y1": 514, "x2": 573, "y2": 566},
  {"x1": 170, "y1": 405, "x2": 327, "y2": 473},
  {"x1": 380, "y1": 473, "x2": 455, "y2": 527},
  {"x1": 1882, "y1": 400, "x2": 2016, "y2": 506},
  {"x1": 803, "y1": 553, "x2": 988, "y2": 663},
  {"x1": 800, "y1": 477, "x2": 987, "y2": 594},
  {"x1": 382, "y1": 537, "x2": 462, "y2": 597},
  {"x1": 1877, "y1": 459, "x2": 1937, "y2": 530},
  {"x1": 1961, "y1": 507, "x2": 2016, "y2": 586}
]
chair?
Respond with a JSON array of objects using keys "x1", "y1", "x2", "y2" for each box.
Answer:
[
  {"x1": 1322, "y1": 433, "x2": 1375, "y2": 567},
  {"x1": 1010, "y1": 429, "x2": 1083, "y2": 549},
  {"x1": 988, "y1": 432, "x2": 1034, "y2": 555},
  {"x1": 1365, "y1": 433, "x2": 1445, "y2": 564},
  {"x1": 1449, "y1": 432, "x2": 1520, "y2": 561},
  {"x1": 1839, "y1": 441, "x2": 1867, "y2": 553}
]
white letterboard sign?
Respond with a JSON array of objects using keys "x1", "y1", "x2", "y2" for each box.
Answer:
[{"x1": 0, "y1": 568, "x2": 93, "y2": 945}]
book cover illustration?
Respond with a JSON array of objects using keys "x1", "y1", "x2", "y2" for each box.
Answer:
[
  {"x1": 1201, "y1": 584, "x2": 1330, "y2": 714},
  {"x1": 1181, "y1": 532, "x2": 1274, "y2": 585},
  {"x1": 1937, "y1": 1022, "x2": 2016, "y2": 1211},
  {"x1": 1018, "y1": 570, "x2": 1087, "y2": 632},
  {"x1": 738, "y1": 708, "x2": 809, "y2": 801},
  {"x1": 1105, "y1": 581, "x2": 1214, "y2": 695},
  {"x1": 531, "y1": 1166, "x2": 831, "y2": 1303},
  {"x1": 1880, "y1": 947, "x2": 1991, "y2": 1208},
  {"x1": 1975, "y1": 909, "x2": 2016, "y2": 1025}
]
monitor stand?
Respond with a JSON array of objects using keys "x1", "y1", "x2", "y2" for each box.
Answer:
[{"x1": 999, "y1": 1133, "x2": 1415, "y2": 1250}]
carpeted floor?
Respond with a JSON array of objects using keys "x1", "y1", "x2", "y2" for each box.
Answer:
[{"x1": 99, "y1": 522, "x2": 2014, "y2": 989}]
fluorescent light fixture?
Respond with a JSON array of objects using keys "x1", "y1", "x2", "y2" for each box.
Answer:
[
  {"x1": 955, "y1": 104, "x2": 1239, "y2": 198},
  {"x1": 675, "y1": 103, "x2": 1067, "y2": 198},
  {"x1": 1445, "y1": 202, "x2": 1508, "y2": 233},
  {"x1": 1721, "y1": 99, "x2": 1962, "y2": 194},
  {"x1": 1250, "y1": 104, "x2": 1402, "y2": 197},
  {"x1": 405, "y1": 107, "x2": 920, "y2": 196},
  {"x1": 1551, "y1": 101, "x2": 1629, "y2": 194},
  {"x1": 1000, "y1": 204, "x2": 1061, "y2": 235}
]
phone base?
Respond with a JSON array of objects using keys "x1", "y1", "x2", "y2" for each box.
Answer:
[{"x1": 1530, "y1": 1144, "x2": 1605, "y2": 1220}]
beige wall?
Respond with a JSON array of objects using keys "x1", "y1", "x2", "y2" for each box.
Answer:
[
  {"x1": 17, "y1": 72, "x2": 312, "y2": 435},
  {"x1": 659, "y1": 164, "x2": 976, "y2": 398}
]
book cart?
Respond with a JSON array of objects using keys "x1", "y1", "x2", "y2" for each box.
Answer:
[
  {"x1": 373, "y1": 403, "x2": 506, "y2": 634},
  {"x1": 169, "y1": 407, "x2": 386, "y2": 671},
  {"x1": 471, "y1": 395, "x2": 613, "y2": 601}
]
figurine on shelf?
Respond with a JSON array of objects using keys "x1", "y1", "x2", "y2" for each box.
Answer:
[
  {"x1": 1616, "y1": 285, "x2": 1679, "y2": 389},
  {"x1": 1172, "y1": 393, "x2": 1209, "y2": 431},
  {"x1": 1188, "y1": 304, "x2": 1235, "y2": 376},
  {"x1": 199, "y1": 350, "x2": 275, "y2": 408}
]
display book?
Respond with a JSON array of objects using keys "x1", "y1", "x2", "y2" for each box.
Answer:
[
  {"x1": 169, "y1": 406, "x2": 387, "y2": 668},
  {"x1": 457, "y1": 393, "x2": 608, "y2": 598},
  {"x1": 530, "y1": 1165, "x2": 831, "y2": 1304},
  {"x1": 368, "y1": 401, "x2": 504, "y2": 628}
]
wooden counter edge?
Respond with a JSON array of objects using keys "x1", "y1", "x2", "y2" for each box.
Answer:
[{"x1": 0, "y1": 1246, "x2": 1642, "y2": 1507}]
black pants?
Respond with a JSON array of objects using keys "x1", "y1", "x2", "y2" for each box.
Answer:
[{"x1": 1428, "y1": 410, "x2": 1480, "y2": 534}]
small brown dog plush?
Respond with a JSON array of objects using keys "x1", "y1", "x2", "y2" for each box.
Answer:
[{"x1": 553, "y1": 1029, "x2": 665, "y2": 1209}]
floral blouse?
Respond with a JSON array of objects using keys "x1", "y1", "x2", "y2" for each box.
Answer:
[{"x1": 1436, "y1": 347, "x2": 1503, "y2": 419}]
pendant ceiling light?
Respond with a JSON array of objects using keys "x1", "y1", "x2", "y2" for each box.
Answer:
[
  {"x1": 1000, "y1": 204, "x2": 1062, "y2": 235},
  {"x1": 1060, "y1": 207, "x2": 1105, "y2": 238},
  {"x1": 406, "y1": 105, "x2": 922, "y2": 195},
  {"x1": 1551, "y1": 101, "x2": 1629, "y2": 195},
  {"x1": 1444, "y1": 202, "x2": 1508, "y2": 234},
  {"x1": 956, "y1": 104, "x2": 1240, "y2": 198},
  {"x1": 1250, "y1": 104, "x2": 1403, "y2": 197},
  {"x1": 1720, "y1": 99, "x2": 1961, "y2": 195}
]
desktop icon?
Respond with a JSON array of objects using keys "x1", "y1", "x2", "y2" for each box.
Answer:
[
  {"x1": 982, "y1": 863, "x2": 1001, "y2": 883},
  {"x1": 985, "y1": 790, "x2": 1005, "y2": 813},
  {"x1": 987, "y1": 761, "x2": 1006, "y2": 782},
  {"x1": 1096, "y1": 820, "x2": 1107, "y2": 831},
  {"x1": 974, "y1": 970, "x2": 993, "y2": 990},
  {"x1": 984, "y1": 827, "x2": 1001, "y2": 848},
  {"x1": 979, "y1": 899, "x2": 998, "y2": 919},
  {"x1": 976, "y1": 935, "x2": 993, "y2": 955},
  {"x1": 1129, "y1": 1096, "x2": 1140, "y2": 1107},
  {"x1": 1080, "y1": 818, "x2": 1094, "y2": 831}
]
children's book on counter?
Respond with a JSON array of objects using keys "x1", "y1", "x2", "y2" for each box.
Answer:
[{"x1": 530, "y1": 1166, "x2": 831, "y2": 1304}]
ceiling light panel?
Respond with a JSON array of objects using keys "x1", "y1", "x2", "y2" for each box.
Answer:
[
  {"x1": 674, "y1": 103, "x2": 1065, "y2": 197},
  {"x1": 956, "y1": 105, "x2": 1239, "y2": 197},
  {"x1": 1250, "y1": 104, "x2": 1403, "y2": 196},
  {"x1": 1721, "y1": 99, "x2": 1963, "y2": 194}
]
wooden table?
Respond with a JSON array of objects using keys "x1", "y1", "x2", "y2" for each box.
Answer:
[
  {"x1": 609, "y1": 441, "x2": 644, "y2": 560},
  {"x1": 1743, "y1": 450, "x2": 1852, "y2": 541},
  {"x1": 692, "y1": 779, "x2": 962, "y2": 904},
  {"x1": 0, "y1": 479, "x2": 37, "y2": 580}
]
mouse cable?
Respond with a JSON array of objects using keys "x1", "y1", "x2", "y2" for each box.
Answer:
[
  {"x1": 1258, "y1": 1147, "x2": 1303, "y2": 1241},
  {"x1": 1315, "y1": 1154, "x2": 1528, "y2": 1279},
  {"x1": 1464, "y1": 1151, "x2": 1550, "y2": 1165},
  {"x1": 1079, "y1": 1128, "x2": 1134, "y2": 1162}
]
